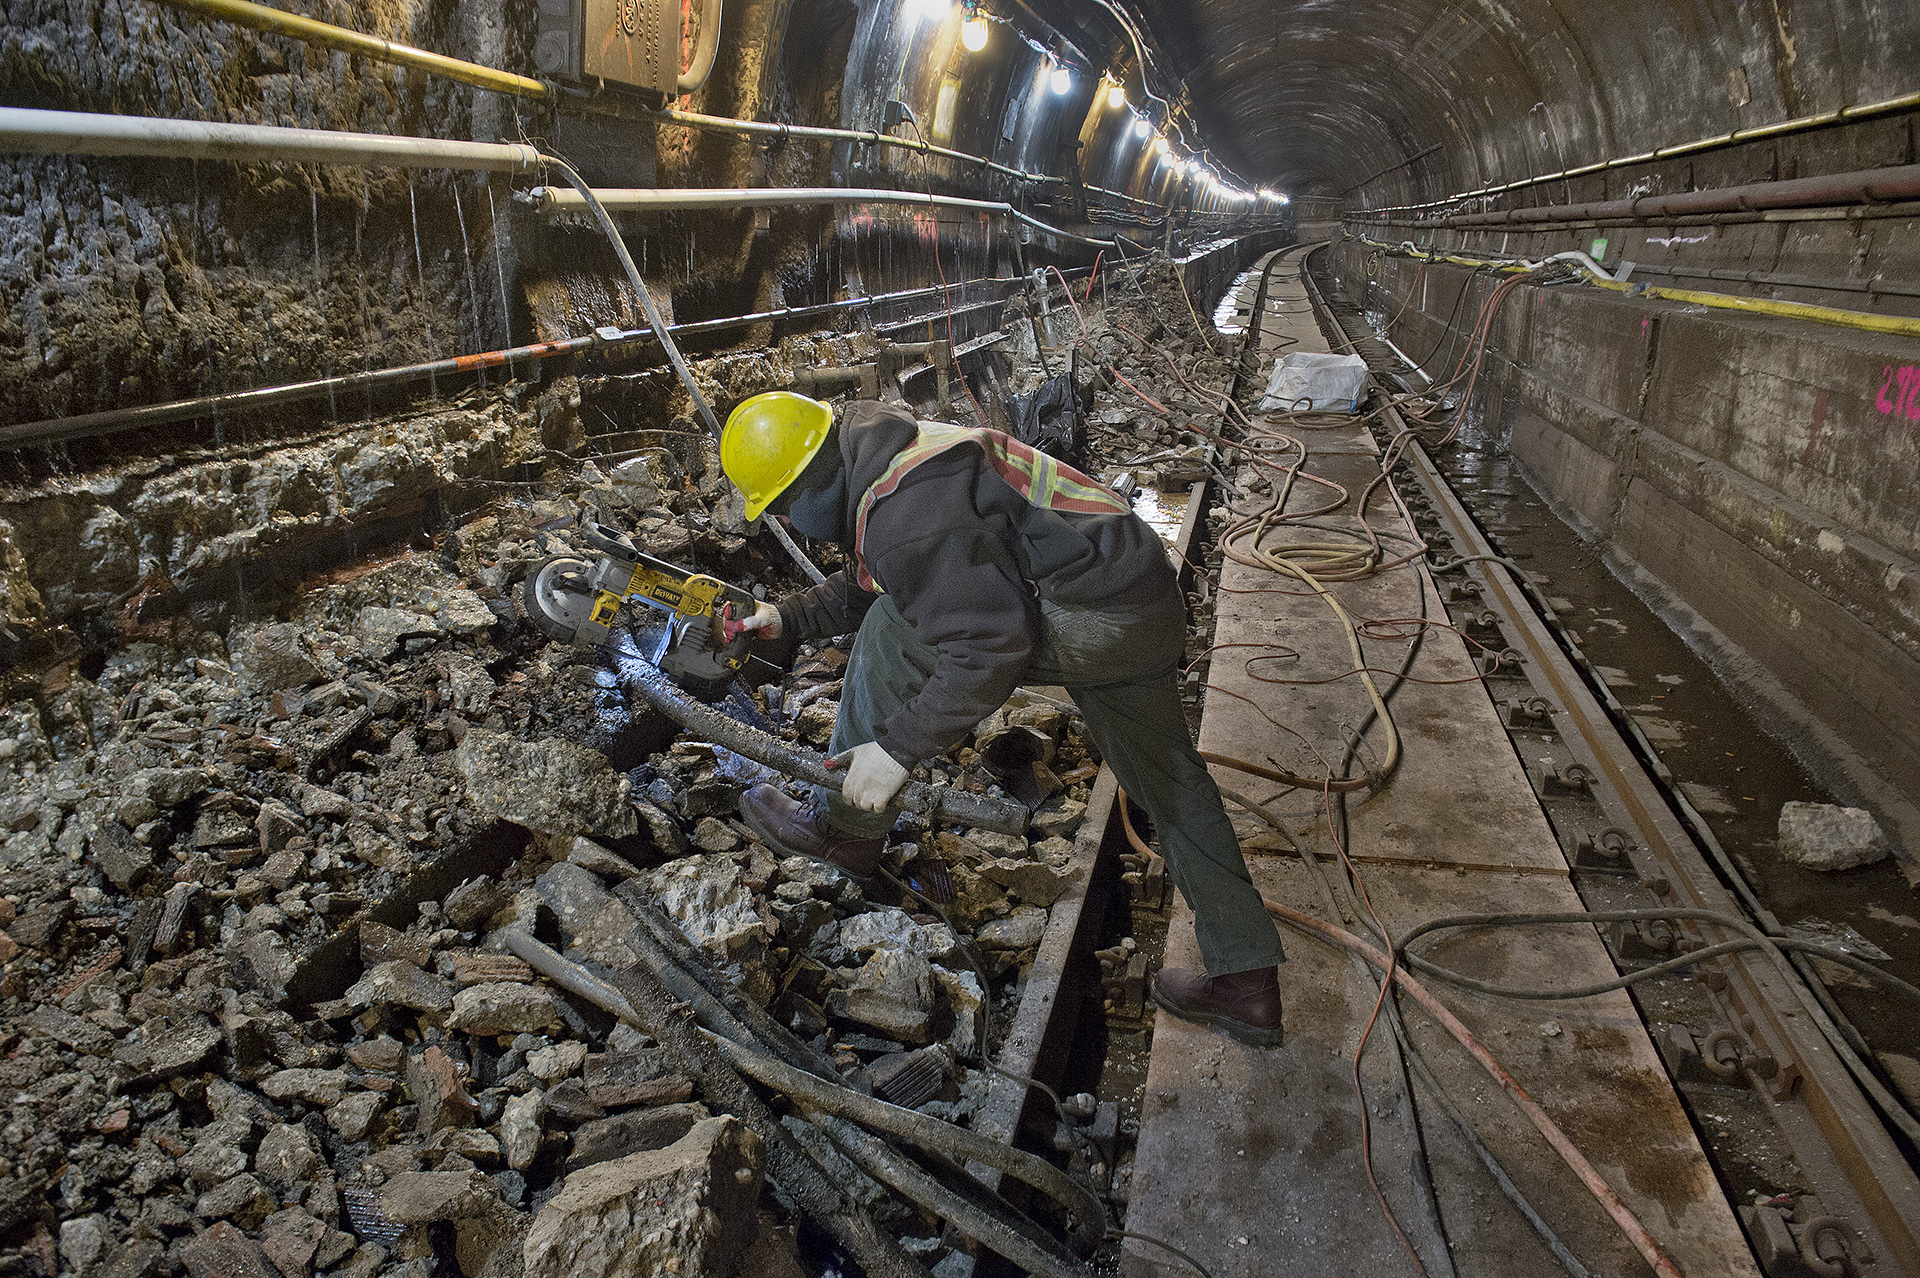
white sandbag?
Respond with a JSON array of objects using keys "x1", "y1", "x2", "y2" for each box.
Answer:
[{"x1": 1257, "y1": 351, "x2": 1369, "y2": 413}]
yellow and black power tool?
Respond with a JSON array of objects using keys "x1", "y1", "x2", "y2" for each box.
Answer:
[{"x1": 518, "y1": 521, "x2": 760, "y2": 700}]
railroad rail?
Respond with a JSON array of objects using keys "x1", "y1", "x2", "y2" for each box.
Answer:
[{"x1": 1300, "y1": 242, "x2": 1920, "y2": 1274}]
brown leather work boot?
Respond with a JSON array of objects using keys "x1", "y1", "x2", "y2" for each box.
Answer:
[
  {"x1": 1151, "y1": 965, "x2": 1284, "y2": 1047},
  {"x1": 739, "y1": 784, "x2": 886, "y2": 880}
]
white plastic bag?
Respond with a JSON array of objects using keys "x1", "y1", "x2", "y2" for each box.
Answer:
[{"x1": 1257, "y1": 352, "x2": 1369, "y2": 413}]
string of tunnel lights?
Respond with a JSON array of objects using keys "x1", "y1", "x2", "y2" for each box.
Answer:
[{"x1": 907, "y1": 0, "x2": 1289, "y2": 208}]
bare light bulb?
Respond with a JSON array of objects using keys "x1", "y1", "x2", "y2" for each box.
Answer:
[
  {"x1": 1049, "y1": 65, "x2": 1071, "y2": 95},
  {"x1": 1153, "y1": 137, "x2": 1169, "y2": 156},
  {"x1": 1132, "y1": 117, "x2": 1150, "y2": 140},
  {"x1": 960, "y1": 11, "x2": 989, "y2": 50},
  {"x1": 1106, "y1": 83, "x2": 1125, "y2": 109}
]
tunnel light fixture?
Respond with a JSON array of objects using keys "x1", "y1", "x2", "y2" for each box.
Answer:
[
  {"x1": 1258, "y1": 187, "x2": 1276, "y2": 200},
  {"x1": 1105, "y1": 81, "x2": 1126, "y2": 110},
  {"x1": 1153, "y1": 136, "x2": 1169, "y2": 156},
  {"x1": 960, "y1": 7, "x2": 989, "y2": 50},
  {"x1": 1132, "y1": 117, "x2": 1151, "y2": 140},
  {"x1": 1049, "y1": 63, "x2": 1072, "y2": 95}
]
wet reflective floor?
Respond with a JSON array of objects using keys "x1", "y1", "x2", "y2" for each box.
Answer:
[{"x1": 1432, "y1": 427, "x2": 1920, "y2": 1066}]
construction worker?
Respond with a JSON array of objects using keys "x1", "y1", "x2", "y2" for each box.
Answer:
[{"x1": 721, "y1": 390, "x2": 1286, "y2": 1047}]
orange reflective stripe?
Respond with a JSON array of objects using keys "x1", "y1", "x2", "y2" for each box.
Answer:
[{"x1": 852, "y1": 423, "x2": 1130, "y2": 591}]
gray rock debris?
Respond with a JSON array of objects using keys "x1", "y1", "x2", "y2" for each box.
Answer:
[
  {"x1": 449, "y1": 981, "x2": 564, "y2": 1035},
  {"x1": 454, "y1": 729, "x2": 640, "y2": 839},
  {"x1": 1778, "y1": 801, "x2": 1891, "y2": 871},
  {"x1": 827, "y1": 950, "x2": 938, "y2": 1045},
  {"x1": 522, "y1": 1115, "x2": 764, "y2": 1278}
]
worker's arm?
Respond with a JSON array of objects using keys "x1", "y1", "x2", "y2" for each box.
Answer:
[{"x1": 773, "y1": 570, "x2": 880, "y2": 642}]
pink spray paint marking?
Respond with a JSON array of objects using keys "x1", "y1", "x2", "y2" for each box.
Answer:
[{"x1": 1877, "y1": 364, "x2": 1920, "y2": 420}]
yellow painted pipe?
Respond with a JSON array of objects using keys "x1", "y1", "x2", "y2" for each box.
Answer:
[
  {"x1": 159, "y1": 0, "x2": 553, "y2": 101},
  {"x1": 1584, "y1": 276, "x2": 1920, "y2": 340}
]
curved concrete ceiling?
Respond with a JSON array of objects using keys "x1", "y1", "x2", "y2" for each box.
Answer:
[{"x1": 1104, "y1": 0, "x2": 1920, "y2": 203}]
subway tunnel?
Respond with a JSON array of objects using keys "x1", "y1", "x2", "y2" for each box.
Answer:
[{"x1": 2, "y1": 2, "x2": 1919, "y2": 1276}]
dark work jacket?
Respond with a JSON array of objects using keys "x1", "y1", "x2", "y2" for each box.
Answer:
[{"x1": 774, "y1": 400, "x2": 1176, "y2": 766}]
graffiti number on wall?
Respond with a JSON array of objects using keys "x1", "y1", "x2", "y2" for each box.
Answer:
[{"x1": 1876, "y1": 365, "x2": 1920, "y2": 419}]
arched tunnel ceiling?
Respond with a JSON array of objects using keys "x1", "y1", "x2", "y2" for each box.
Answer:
[{"x1": 1088, "y1": 0, "x2": 1920, "y2": 204}]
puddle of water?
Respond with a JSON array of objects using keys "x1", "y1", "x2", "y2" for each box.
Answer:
[{"x1": 1130, "y1": 486, "x2": 1190, "y2": 550}]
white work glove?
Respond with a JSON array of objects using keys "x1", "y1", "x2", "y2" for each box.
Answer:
[
  {"x1": 734, "y1": 600, "x2": 783, "y2": 640},
  {"x1": 829, "y1": 741, "x2": 909, "y2": 812}
]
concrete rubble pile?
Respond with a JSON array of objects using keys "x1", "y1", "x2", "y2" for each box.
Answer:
[{"x1": 0, "y1": 258, "x2": 1227, "y2": 1278}]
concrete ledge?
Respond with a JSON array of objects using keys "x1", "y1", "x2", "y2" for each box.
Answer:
[{"x1": 1343, "y1": 247, "x2": 1920, "y2": 853}]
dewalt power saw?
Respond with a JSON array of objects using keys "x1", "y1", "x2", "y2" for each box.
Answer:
[{"x1": 518, "y1": 521, "x2": 760, "y2": 701}]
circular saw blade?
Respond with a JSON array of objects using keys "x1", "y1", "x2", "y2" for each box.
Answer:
[{"x1": 516, "y1": 554, "x2": 599, "y2": 643}]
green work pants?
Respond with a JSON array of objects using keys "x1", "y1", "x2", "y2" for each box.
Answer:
[{"x1": 817, "y1": 590, "x2": 1286, "y2": 977}]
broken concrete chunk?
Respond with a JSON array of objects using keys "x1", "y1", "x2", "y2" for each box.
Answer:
[
  {"x1": 232, "y1": 623, "x2": 325, "y2": 692},
  {"x1": 826, "y1": 950, "x2": 937, "y2": 1045},
  {"x1": 977, "y1": 905, "x2": 1049, "y2": 950},
  {"x1": 957, "y1": 829, "x2": 1030, "y2": 861},
  {"x1": 259, "y1": 1207, "x2": 329, "y2": 1278},
  {"x1": 425, "y1": 1126, "x2": 502, "y2": 1166},
  {"x1": 238, "y1": 930, "x2": 299, "y2": 999},
  {"x1": 449, "y1": 951, "x2": 535, "y2": 987},
  {"x1": 254, "y1": 1123, "x2": 324, "y2": 1192},
  {"x1": 1030, "y1": 797, "x2": 1087, "y2": 839},
  {"x1": 59, "y1": 1216, "x2": 110, "y2": 1275},
  {"x1": 498, "y1": 1090, "x2": 544, "y2": 1171},
  {"x1": 527, "y1": 1040, "x2": 588, "y2": 1083},
  {"x1": 977, "y1": 856, "x2": 1080, "y2": 906},
  {"x1": 409, "y1": 1045, "x2": 479, "y2": 1135},
  {"x1": 348, "y1": 1037, "x2": 405, "y2": 1074},
  {"x1": 835, "y1": 908, "x2": 959, "y2": 961},
  {"x1": 542, "y1": 1078, "x2": 606, "y2": 1127},
  {"x1": 255, "y1": 801, "x2": 303, "y2": 855},
  {"x1": 630, "y1": 799, "x2": 690, "y2": 856},
  {"x1": 566, "y1": 1102, "x2": 710, "y2": 1172},
  {"x1": 691, "y1": 816, "x2": 740, "y2": 853},
  {"x1": 354, "y1": 606, "x2": 442, "y2": 656},
  {"x1": 455, "y1": 729, "x2": 640, "y2": 839},
  {"x1": 628, "y1": 854, "x2": 768, "y2": 959},
  {"x1": 444, "y1": 877, "x2": 511, "y2": 930},
  {"x1": 182, "y1": 1122, "x2": 252, "y2": 1191},
  {"x1": 522, "y1": 1116, "x2": 763, "y2": 1278},
  {"x1": 259, "y1": 1068, "x2": 350, "y2": 1108},
  {"x1": 1778, "y1": 801, "x2": 1890, "y2": 871},
  {"x1": 121, "y1": 764, "x2": 208, "y2": 815},
  {"x1": 379, "y1": 1169, "x2": 499, "y2": 1224},
  {"x1": 359, "y1": 920, "x2": 433, "y2": 970},
  {"x1": 345, "y1": 959, "x2": 454, "y2": 1014},
  {"x1": 449, "y1": 982, "x2": 563, "y2": 1035},
  {"x1": 131, "y1": 1009, "x2": 223, "y2": 1079},
  {"x1": 90, "y1": 819, "x2": 153, "y2": 890},
  {"x1": 581, "y1": 1049, "x2": 673, "y2": 1107},
  {"x1": 291, "y1": 782, "x2": 354, "y2": 820},
  {"x1": 181, "y1": 1220, "x2": 277, "y2": 1278},
  {"x1": 326, "y1": 1090, "x2": 387, "y2": 1142},
  {"x1": 196, "y1": 1173, "x2": 278, "y2": 1229},
  {"x1": 566, "y1": 835, "x2": 639, "y2": 879},
  {"x1": 934, "y1": 967, "x2": 986, "y2": 1059}
]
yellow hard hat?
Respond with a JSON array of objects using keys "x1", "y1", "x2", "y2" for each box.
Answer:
[{"x1": 721, "y1": 392, "x2": 835, "y2": 521}]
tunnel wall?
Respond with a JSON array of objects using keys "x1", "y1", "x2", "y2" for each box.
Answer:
[
  {"x1": 1334, "y1": 242, "x2": 1920, "y2": 844},
  {"x1": 0, "y1": 0, "x2": 1279, "y2": 667}
]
